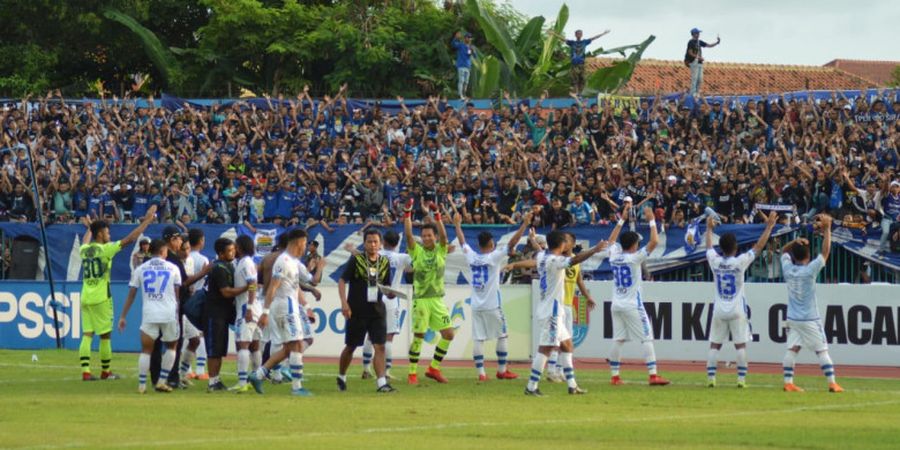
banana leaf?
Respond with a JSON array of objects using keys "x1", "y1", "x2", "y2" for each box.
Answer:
[
  {"x1": 584, "y1": 35, "x2": 655, "y2": 95},
  {"x1": 533, "y1": 4, "x2": 568, "y2": 80},
  {"x1": 466, "y1": 0, "x2": 517, "y2": 69},
  {"x1": 103, "y1": 8, "x2": 182, "y2": 86}
]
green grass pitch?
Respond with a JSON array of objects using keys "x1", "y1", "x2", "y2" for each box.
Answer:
[{"x1": 1, "y1": 349, "x2": 898, "y2": 449}]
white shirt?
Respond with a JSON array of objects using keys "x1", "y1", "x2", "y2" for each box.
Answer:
[
  {"x1": 189, "y1": 250, "x2": 209, "y2": 293},
  {"x1": 781, "y1": 254, "x2": 825, "y2": 321},
  {"x1": 463, "y1": 244, "x2": 507, "y2": 311},
  {"x1": 706, "y1": 248, "x2": 755, "y2": 319},
  {"x1": 130, "y1": 257, "x2": 182, "y2": 323},
  {"x1": 535, "y1": 251, "x2": 571, "y2": 320},
  {"x1": 380, "y1": 248, "x2": 412, "y2": 289},
  {"x1": 608, "y1": 244, "x2": 648, "y2": 311},
  {"x1": 234, "y1": 255, "x2": 259, "y2": 318}
]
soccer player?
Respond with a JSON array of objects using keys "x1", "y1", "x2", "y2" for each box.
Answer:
[
  {"x1": 337, "y1": 229, "x2": 396, "y2": 393},
  {"x1": 117, "y1": 238, "x2": 182, "y2": 393},
  {"x1": 453, "y1": 210, "x2": 530, "y2": 381},
  {"x1": 249, "y1": 228, "x2": 319, "y2": 396},
  {"x1": 606, "y1": 207, "x2": 671, "y2": 386},
  {"x1": 258, "y1": 232, "x2": 291, "y2": 384},
  {"x1": 181, "y1": 228, "x2": 209, "y2": 381},
  {"x1": 79, "y1": 204, "x2": 157, "y2": 381},
  {"x1": 231, "y1": 235, "x2": 260, "y2": 393},
  {"x1": 521, "y1": 230, "x2": 608, "y2": 396},
  {"x1": 404, "y1": 200, "x2": 454, "y2": 385},
  {"x1": 704, "y1": 211, "x2": 778, "y2": 388},
  {"x1": 780, "y1": 215, "x2": 843, "y2": 393}
]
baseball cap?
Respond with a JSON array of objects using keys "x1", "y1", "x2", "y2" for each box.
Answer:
[
  {"x1": 891, "y1": 180, "x2": 900, "y2": 188},
  {"x1": 162, "y1": 226, "x2": 182, "y2": 241},
  {"x1": 691, "y1": 28, "x2": 701, "y2": 34},
  {"x1": 139, "y1": 237, "x2": 151, "y2": 244}
]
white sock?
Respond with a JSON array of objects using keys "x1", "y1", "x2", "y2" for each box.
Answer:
[
  {"x1": 560, "y1": 352, "x2": 577, "y2": 389},
  {"x1": 338, "y1": 374, "x2": 347, "y2": 382},
  {"x1": 817, "y1": 351, "x2": 836, "y2": 383},
  {"x1": 642, "y1": 341, "x2": 658, "y2": 376},
  {"x1": 609, "y1": 340, "x2": 624, "y2": 376},
  {"x1": 251, "y1": 349, "x2": 262, "y2": 371},
  {"x1": 195, "y1": 340, "x2": 207, "y2": 375},
  {"x1": 735, "y1": 347, "x2": 748, "y2": 382},
  {"x1": 473, "y1": 339, "x2": 486, "y2": 376},
  {"x1": 138, "y1": 353, "x2": 150, "y2": 387},
  {"x1": 527, "y1": 353, "x2": 548, "y2": 391},
  {"x1": 209, "y1": 375, "x2": 219, "y2": 386},
  {"x1": 706, "y1": 348, "x2": 719, "y2": 380},
  {"x1": 783, "y1": 350, "x2": 797, "y2": 384},
  {"x1": 362, "y1": 338, "x2": 374, "y2": 372},
  {"x1": 179, "y1": 350, "x2": 195, "y2": 377},
  {"x1": 237, "y1": 349, "x2": 250, "y2": 386},
  {"x1": 377, "y1": 376, "x2": 387, "y2": 388},
  {"x1": 385, "y1": 340, "x2": 393, "y2": 371},
  {"x1": 290, "y1": 352, "x2": 303, "y2": 391},
  {"x1": 160, "y1": 350, "x2": 176, "y2": 382},
  {"x1": 496, "y1": 336, "x2": 509, "y2": 373},
  {"x1": 548, "y1": 350, "x2": 559, "y2": 375},
  {"x1": 271, "y1": 344, "x2": 284, "y2": 381}
]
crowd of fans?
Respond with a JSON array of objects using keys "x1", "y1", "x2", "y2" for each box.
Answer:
[{"x1": 1, "y1": 87, "x2": 898, "y2": 251}]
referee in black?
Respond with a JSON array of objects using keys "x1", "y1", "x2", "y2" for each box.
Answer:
[{"x1": 337, "y1": 229, "x2": 395, "y2": 393}]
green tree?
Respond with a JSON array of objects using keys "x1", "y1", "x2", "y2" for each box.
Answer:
[{"x1": 890, "y1": 65, "x2": 900, "y2": 87}]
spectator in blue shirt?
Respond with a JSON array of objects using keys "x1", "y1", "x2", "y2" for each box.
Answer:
[
  {"x1": 567, "y1": 193, "x2": 595, "y2": 225},
  {"x1": 550, "y1": 28, "x2": 610, "y2": 94},
  {"x1": 451, "y1": 31, "x2": 474, "y2": 99}
]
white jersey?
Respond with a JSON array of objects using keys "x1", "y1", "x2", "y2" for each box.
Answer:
[
  {"x1": 781, "y1": 254, "x2": 825, "y2": 321},
  {"x1": 189, "y1": 250, "x2": 209, "y2": 293},
  {"x1": 129, "y1": 257, "x2": 182, "y2": 323},
  {"x1": 463, "y1": 244, "x2": 507, "y2": 311},
  {"x1": 535, "y1": 251, "x2": 571, "y2": 320},
  {"x1": 706, "y1": 248, "x2": 755, "y2": 319},
  {"x1": 608, "y1": 244, "x2": 648, "y2": 311},
  {"x1": 235, "y1": 255, "x2": 259, "y2": 319},
  {"x1": 380, "y1": 248, "x2": 412, "y2": 289}
]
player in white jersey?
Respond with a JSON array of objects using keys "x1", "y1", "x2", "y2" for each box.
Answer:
[
  {"x1": 704, "y1": 211, "x2": 778, "y2": 388},
  {"x1": 181, "y1": 228, "x2": 209, "y2": 381},
  {"x1": 249, "y1": 228, "x2": 318, "y2": 396},
  {"x1": 606, "y1": 207, "x2": 671, "y2": 386},
  {"x1": 511, "y1": 230, "x2": 607, "y2": 396},
  {"x1": 117, "y1": 239, "x2": 183, "y2": 394},
  {"x1": 454, "y1": 210, "x2": 530, "y2": 381},
  {"x1": 780, "y1": 214, "x2": 843, "y2": 393},
  {"x1": 231, "y1": 235, "x2": 261, "y2": 393}
]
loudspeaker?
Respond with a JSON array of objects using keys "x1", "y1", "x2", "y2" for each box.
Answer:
[{"x1": 8, "y1": 236, "x2": 40, "y2": 279}]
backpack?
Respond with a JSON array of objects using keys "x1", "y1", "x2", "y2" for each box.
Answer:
[{"x1": 183, "y1": 287, "x2": 207, "y2": 330}]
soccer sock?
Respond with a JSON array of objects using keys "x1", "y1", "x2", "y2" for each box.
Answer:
[
  {"x1": 783, "y1": 350, "x2": 797, "y2": 384},
  {"x1": 473, "y1": 339, "x2": 486, "y2": 376},
  {"x1": 706, "y1": 348, "x2": 719, "y2": 380},
  {"x1": 496, "y1": 336, "x2": 509, "y2": 373},
  {"x1": 377, "y1": 376, "x2": 387, "y2": 388},
  {"x1": 817, "y1": 351, "x2": 836, "y2": 383},
  {"x1": 79, "y1": 336, "x2": 92, "y2": 374},
  {"x1": 430, "y1": 338, "x2": 451, "y2": 370},
  {"x1": 609, "y1": 340, "x2": 623, "y2": 377},
  {"x1": 99, "y1": 338, "x2": 112, "y2": 373},
  {"x1": 195, "y1": 340, "x2": 207, "y2": 375},
  {"x1": 180, "y1": 350, "x2": 195, "y2": 377},
  {"x1": 385, "y1": 340, "x2": 393, "y2": 372},
  {"x1": 362, "y1": 338, "x2": 374, "y2": 372},
  {"x1": 560, "y1": 352, "x2": 577, "y2": 389},
  {"x1": 736, "y1": 348, "x2": 748, "y2": 382},
  {"x1": 289, "y1": 352, "x2": 304, "y2": 391},
  {"x1": 271, "y1": 344, "x2": 284, "y2": 381},
  {"x1": 408, "y1": 337, "x2": 423, "y2": 375},
  {"x1": 251, "y1": 350, "x2": 262, "y2": 371},
  {"x1": 160, "y1": 350, "x2": 175, "y2": 383},
  {"x1": 138, "y1": 353, "x2": 150, "y2": 388},
  {"x1": 237, "y1": 349, "x2": 250, "y2": 386},
  {"x1": 254, "y1": 366, "x2": 270, "y2": 380},
  {"x1": 642, "y1": 341, "x2": 658, "y2": 376},
  {"x1": 527, "y1": 353, "x2": 548, "y2": 391},
  {"x1": 548, "y1": 350, "x2": 559, "y2": 375}
]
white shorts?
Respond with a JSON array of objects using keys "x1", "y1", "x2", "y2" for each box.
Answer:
[
  {"x1": 140, "y1": 321, "x2": 179, "y2": 342},
  {"x1": 270, "y1": 299, "x2": 313, "y2": 346},
  {"x1": 709, "y1": 314, "x2": 750, "y2": 344},
  {"x1": 472, "y1": 308, "x2": 508, "y2": 341},
  {"x1": 235, "y1": 317, "x2": 262, "y2": 343},
  {"x1": 538, "y1": 307, "x2": 571, "y2": 347},
  {"x1": 563, "y1": 305, "x2": 574, "y2": 338},
  {"x1": 181, "y1": 316, "x2": 201, "y2": 340},
  {"x1": 385, "y1": 298, "x2": 402, "y2": 335},
  {"x1": 786, "y1": 319, "x2": 828, "y2": 352},
  {"x1": 612, "y1": 307, "x2": 654, "y2": 342}
]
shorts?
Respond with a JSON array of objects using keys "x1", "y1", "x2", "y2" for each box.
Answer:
[
  {"x1": 81, "y1": 300, "x2": 113, "y2": 335},
  {"x1": 472, "y1": 308, "x2": 508, "y2": 341},
  {"x1": 182, "y1": 315, "x2": 201, "y2": 340},
  {"x1": 346, "y1": 314, "x2": 386, "y2": 347},
  {"x1": 709, "y1": 314, "x2": 750, "y2": 344},
  {"x1": 571, "y1": 63, "x2": 585, "y2": 86},
  {"x1": 786, "y1": 319, "x2": 828, "y2": 352},
  {"x1": 385, "y1": 298, "x2": 402, "y2": 335},
  {"x1": 612, "y1": 307, "x2": 654, "y2": 342},
  {"x1": 235, "y1": 317, "x2": 262, "y2": 343},
  {"x1": 203, "y1": 316, "x2": 231, "y2": 358},
  {"x1": 563, "y1": 305, "x2": 574, "y2": 338},
  {"x1": 538, "y1": 303, "x2": 571, "y2": 347},
  {"x1": 411, "y1": 297, "x2": 451, "y2": 335},
  {"x1": 140, "y1": 321, "x2": 179, "y2": 342}
]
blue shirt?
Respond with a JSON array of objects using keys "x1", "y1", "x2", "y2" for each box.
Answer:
[
  {"x1": 781, "y1": 254, "x2": 825, "y2": 321},
  {"x1": 263, "y1": 191, "x2": 279, "y2": 219},
  {"x1": 565, "y1": 38, "x2": 593, "y2": 65},
  {"x1": 567, "y1": 202, "x2": 593, "y2": 224},
  {"x1": 452, "y1": 39, "x2": 473, "y2": 69},
  {"x1": 276, "y1": 190, "x2": 296, "y2": 218}
]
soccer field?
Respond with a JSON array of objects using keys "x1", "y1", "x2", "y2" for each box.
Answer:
[{"x1": 1, "y1": 350, "x2": 898, "y2": 449}]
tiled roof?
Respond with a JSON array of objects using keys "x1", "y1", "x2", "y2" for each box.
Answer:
[
  {"x1": 586, "y1": 58, "x2": 880, "y2": 95},
  {"x1": 823, "y1": 59, "x2": 899, "y2": 87}
]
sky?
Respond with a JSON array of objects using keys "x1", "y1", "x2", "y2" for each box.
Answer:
[{"x1": 510, "y1": 0, "x2": 898, "y2": 66}]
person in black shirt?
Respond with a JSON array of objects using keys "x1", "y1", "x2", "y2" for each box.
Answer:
[
  {"x1": 337, "y1": 229, "x2": 394, "y2": 393},
  {"x1": 543, "y1": 198, "x2": 573, "y2": 229},
  {"x1": 684, "y1": 28, "x2": 720, "y2": 96},
  {"x1": 204, "y1": 237, "x2": 249, "y2": 391}
]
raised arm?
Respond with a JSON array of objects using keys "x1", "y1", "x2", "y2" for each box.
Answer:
[
  {"x1": 643, "y1": 207, "x2": 659, "y2": 254},
  {"x1": 750, "y1": 211, "x2": 779, "y2": 255},
  {"x1": 452, "y1": 209, "x2": 466, "y2": 249},
  {"x1": 120, "y1": 205, "x2": 157, "y2": 247},
  {"x1": 588, "y1": 29, "x2": 611, "y2": 41},
  {"x1": 819, "y1": 214, "x2": 832, "y2": 263},
  {"x1": 507, "y1": 211, "x2": 533, "y2": 254},
  {"x1": 403, "y1": 198, "x2": 416, "y2": 253},
  {"x1": 705, "y1": 214, "x2": 716, "y2": 250},
  {"x1": 432, "y1": 203, "x2": 448, "y2": 247},
  {"x1": 569, "y1": 239, "x2": 609, "y2": 266},
  {"x1": 607, "y1": 203, "x2": 630, "y2": 244}
]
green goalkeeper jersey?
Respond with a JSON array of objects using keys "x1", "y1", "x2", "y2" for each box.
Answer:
[
  {"x1": 410, "y1": 242, "x2": 447, "y2": 299},
  {"x1": 80, "y1": 241, "x2": 122, "y2": 305}
]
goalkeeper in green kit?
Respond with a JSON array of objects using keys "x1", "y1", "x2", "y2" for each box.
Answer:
[
  {"x1": 79, "y1": 205, "x2": 157, "y2": 381},
  {"x1": 404, "y1": 199, "x2": 455, "y2": 385}
]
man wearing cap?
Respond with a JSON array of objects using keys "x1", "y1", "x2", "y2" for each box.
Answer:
[
  {"x1": 684, "y1": 28, "x2": 720, "y2": 96},
  {"x1": 452, "y1": 31, "x2": 474, "y2": 99}
]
